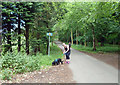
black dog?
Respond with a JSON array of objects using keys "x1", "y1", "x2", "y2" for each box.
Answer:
[{"x1": 52, "y1": 58, "x2": 63, "y2": 66}]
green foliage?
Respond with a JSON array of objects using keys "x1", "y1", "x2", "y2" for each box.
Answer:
[
  {"x1": 55, "y1": 2, "x2": 120, "y2": 48},
  {"x1": 72, "y1": 44, "x2": 119, "y2": 53},
  {"x1": 2, "y1": 68, "x2": 12, "y2": 80},
  {"x1": 1, "y1": 1, "x2": 119, "y2": 80},
  {"x1": 1, "y1": 52, "x2": 28, "y2": 73},
  {"x1": 0, "y1": 44, "x2": 62, "y2": 80}
]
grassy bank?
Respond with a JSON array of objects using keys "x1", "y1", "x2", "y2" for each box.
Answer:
[
  {"x1": 0, "y1": 44, "x2": 62, "y2": 80},
  {"x1": 72, "y1": 44, "x2": 119, "y2": 53}
]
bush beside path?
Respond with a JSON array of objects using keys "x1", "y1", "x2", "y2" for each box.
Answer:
[{"x1": 0, "y1": 43, "x2": 76, "y2": 84}]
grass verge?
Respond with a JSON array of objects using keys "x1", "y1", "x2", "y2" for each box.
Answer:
[{"x1": 72, "y1": 44, "x2": 119, "y2": 53}]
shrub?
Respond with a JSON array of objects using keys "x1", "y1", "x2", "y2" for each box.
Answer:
[
  {"x1": 2, "y1": 68, "x2": 12, "y2": 80},
  {"x1": 0, "y1": 45, "x2": 62, "y2": 80}
]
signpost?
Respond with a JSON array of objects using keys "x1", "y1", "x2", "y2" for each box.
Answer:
[{"x1": 47, "y1": 33, "x2": 53, "y2": 56}]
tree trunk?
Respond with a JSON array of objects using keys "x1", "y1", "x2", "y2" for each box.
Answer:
[
  {"x1": 46, "y1": 41, "x2": 49, "y2": 54},
  {"x1": 0, "y1": 15, "x2": 2, "y2": 54},
  {"x1": 71, "y1": 28, "x2": 73, "y2": 45},
  {"x1": 76, "y1": 30, "x2": 78, "y2": 45},
  {"x1": 0, "y1": 33, "x2": 1, "y2": 45},
  {"x1": 118, "y1": 42, "x2": 120, "y2": 45},
  {"x1": 46, "y1": 22, "x2": 49, "y2": 55},
  {"x1": 101, "y1": 40, "x2": 104, "y2": 46},
  {"x1": 113, "y1": 39, "x2": 115, "y2": 45},
  {"x1": 25, "y1": 24, "x2": 29, "y2": 55},
  {"x1": 0, "y1": 32, "x2": 2, "y2": 45},
  {"x1": 92, "y1": 25, "x2": 96, "y2": 51},
  {"x1": 84, "y1": 28, "x2": 87, "y2": 47},
  {"x1": 38, "y1": 47, "x2": 40, "y2": 51},
  {"x1": 0, "y1": 31, "x2": 2, "y2": 54},
  {"x1": 100, "y1": 37, "x2": 104, "y2": 46},
  {"x1": 34, "y1": 48, "x2": 37, "y2": 53},
  {"x1": 18, "y1": 14, "x2": 21, "y2": 52},
  {"x1": 96, "y1": 39, "x2": 98, "y2": 47},
  {"x1": 37, "y1": 33, "x2": 40, "y2": 52},
  {"x1": 7, "y1": 23, "x2": 12, "y2": 52},
  {"x1": 85, "y1": 40, "x2": 87, "y2": 47}
]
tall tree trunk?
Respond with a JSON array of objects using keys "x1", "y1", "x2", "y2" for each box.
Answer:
[
  {"x1": 0, "y1": 33, "x2": 1, "y2": 45},
  {"x1": 100, "y1": 37, "x2": 104, "y2": 46},
  {"x1": 34, "y1": 48, "x2": 37, "y2": 53},
  {"x1": 37, "y1": 33, "x2": 40, "y2": 52},
  {"x1": 113, "y1": 39, "x2": 115, "y2": 45},
  {"x1": 101, "y1": 40, "x2": 104, "y2": 46},
  {"x1": 71, "y1": 28, "x2": 73, "y2": 45},
  {"x1": 0, "y1": 30, "x2": 2, "y2": 54},
  {"x1": 38, "y1": 47, "x2": 40, "y2": 51},
  {"x1": 92, "y1": 25, "x2": 96, "y2": 51},
  {"x1": 76, "y1": 30, "x2": 78, "y2": 45},
  {"x1": 18, "y1": 14, "x2": 21, "y2": 52},
  {"x1": 25, "y1": 24, "x2": 29, "y2": 55},
  {"x1": 96, "y1": 39, "x2": 98, "y2": 47},
  {"x1": 46, "y1": 22, "x2": 49, "y2": 55},
  {"x1": 84, "y1": 28, "x2": 87, "y2": 47},
  {"x1": 85, "y1": 40, "x2": 87, "y2": 47},
  {"x1": 7, "y1": 23, "x2": 12, "y2": 52},
  {"x1": 0, "y1": 9, "x2": 1, "y2": 53},
  {"x1": 46, "y1": 41, "x2": 49, "y2": 55}
]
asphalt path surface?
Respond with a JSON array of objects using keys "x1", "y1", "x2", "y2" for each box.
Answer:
[{"x1": 55, "y1": 41, "x2": 118, "y2": 83}]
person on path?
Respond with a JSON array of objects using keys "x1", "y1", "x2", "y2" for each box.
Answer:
[
  {"x1": 62, "y1": 43, "x2": 71, "y2": 64},
  {"x1": 69, "y1": 42, "x2": 71, "y2": 50}
]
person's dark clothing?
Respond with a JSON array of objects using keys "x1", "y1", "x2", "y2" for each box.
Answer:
[
  {"x1": 69, "y1": 43, "x2": 71, "y2": 48},
  {"x1": 64, "y1": 46, "x2": 70, "y2": 59},
  {"x1": 65, "y1": 47, "x2": 67, "y2": 51},
  {"x1": 68, "y1": 43, "x2": 71, "y2": 52}
]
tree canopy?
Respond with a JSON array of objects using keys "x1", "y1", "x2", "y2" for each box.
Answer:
[{"x1": 1, "y1": 2, "x2": 120, "y2": 54}]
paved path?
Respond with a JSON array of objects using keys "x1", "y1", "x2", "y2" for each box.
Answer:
[{"x1": 55, "y1": 41, "x2": 118, "y2": 83}]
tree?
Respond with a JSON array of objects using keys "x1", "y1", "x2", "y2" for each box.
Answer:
[
  {"x1": 2, "y1": 2, "x2": 17, "y2": 52},
  {"x1": 55, "y1": 2, "x2": 119, "y2": 51}
]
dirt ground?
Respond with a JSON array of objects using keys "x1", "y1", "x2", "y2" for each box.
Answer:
[
  {"x1": 0, "y1": 63, "x2": 76, "y2": 84},
  {"x1": 80, "y1": 51, "x2": 119, "y2": 69}
]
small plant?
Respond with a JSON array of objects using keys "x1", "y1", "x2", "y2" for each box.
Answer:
[{"x1": 2, "y1": 68, "x2": 12, "y2": 80}]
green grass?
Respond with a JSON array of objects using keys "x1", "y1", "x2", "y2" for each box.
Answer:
[
  {"x1": 0, "y1": 44, "x2": 63, "y2": 80},
  {"x1": 39, "y1": 44, "x2": 63, "y2": 67},
  {"x1": 72, "y1": 44, "x2": 119, "y2": 53}
]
